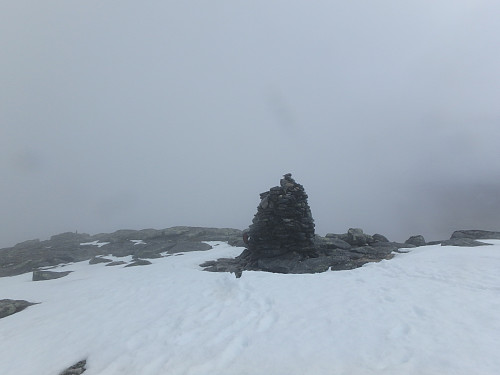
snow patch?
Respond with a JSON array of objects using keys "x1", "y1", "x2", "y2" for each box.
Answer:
[
  {"x1": 80, "y1": 241, "x2": 110, "y2": 248},
  {"x1": 1, "y1": 243, "x2": 499, "y2": 375},
  {"x1": 130, "y1": 240, "x2": 146, "y2": 245}
]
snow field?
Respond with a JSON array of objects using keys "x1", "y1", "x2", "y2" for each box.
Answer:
[{"x1": 0, "y1": 241, "x2": 499, "y2": 375}]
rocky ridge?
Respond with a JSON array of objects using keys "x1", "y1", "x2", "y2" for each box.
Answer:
[{"x1": 0, "y1": 227, "x2": 243, "y2": 278}]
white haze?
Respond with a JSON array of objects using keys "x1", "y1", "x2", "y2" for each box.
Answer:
[{"x1": 1, "y1": 1, "x2": 500, "y2": 247}]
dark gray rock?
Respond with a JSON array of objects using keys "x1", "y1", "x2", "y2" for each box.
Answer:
[
  {"x1": 350, "y1": 245, "x2": 392, "y2": 257},
  {"x1": 132, "y1": 249, "x2": 163, "y2": 259},
  {"x1": 32, "y1": 270, "x2": 72, "y2": 281},
  {"x1": 405, "y1": 235, "x2": 426, "y2": 247},
  {"x1": 372, "y1": 233, "x2": 390, "y2": 243},
  {"x1": 50, "y1": 232, "x2": 92, "y2": 244},
  {"x1": 371, "y1": 241, "x2": 414, "y2": 253},
  {"x1": 254, "y1": 252, "x2": 353, "y2": 274},
  {"x1": 13, "y1": 238, "x2": 41, "y2": 249},
  {"x1": 441, "y1": 238, "x2": 492, "y2": 247},
  {"x1": 0, "y1": 299, "x2": 37, "y2": 319},
  {"x1": 59, "y1": 360, "x2": 86, "y2": 375},
  {"x1": 450, "y1": 230, "x2": 500, "y2": 240},
  {"x1": 105, "y1": 261, "x2": 127, "y2": 267},
  {"x1": 89, "y1": 257, "x2": 113, "y2": 265},
  {"x1": 260, "y1": 256, "x2": 326, "y2": 274},
  {"x1": 427, "y1": 240, "x2": 443, "y2": 245},
  {"x1": 124, "y1": 259, "x2": 152, "y2": 267}
]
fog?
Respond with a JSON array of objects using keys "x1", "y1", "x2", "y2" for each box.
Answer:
[{"x1": 1, "y1": 1, "x2": 499, "y2": 248}]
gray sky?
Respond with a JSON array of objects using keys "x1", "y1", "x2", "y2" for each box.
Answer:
[{"x1": 2, "y1": 1, "x2": 500, "y2": 248}]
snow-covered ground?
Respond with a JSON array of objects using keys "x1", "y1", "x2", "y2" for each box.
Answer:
[{"x1": 1, "y1": 241, "x2": 499, "y2": 375}]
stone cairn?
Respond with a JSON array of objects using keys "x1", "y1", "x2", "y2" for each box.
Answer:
[{"x1": 246, "y1": 173, "x2": 316, "y2": 259}]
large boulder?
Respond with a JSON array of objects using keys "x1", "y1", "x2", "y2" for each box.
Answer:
[{"x1": 405, "y1": 235, "x2": 426, "y2": 247}]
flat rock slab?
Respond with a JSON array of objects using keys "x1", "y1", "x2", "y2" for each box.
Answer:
[
  {"x1": 201, "y1": 243, "x2": 397, "y2": 275},
  {"x1": 105, "y1": 261, "x2": 127, "y2": 267},
  {"x1": 89, "y1": 257, "x2": 113, "y2": 265},
  {"x1": 441, "y1": 238, "x2": 492, "y2": 247},
  {"x1": 32, "y1": 270, "x2": 72, "y2": 281},
  {"x1": 451, "y1": 230, "x2": 500, "y2": 240},
  {"x1": 0, "y1": 299, "x2": 37, "y2": 319},
  {"x1": 124, "y1": 259, "x2": 152, "y2": 267}
]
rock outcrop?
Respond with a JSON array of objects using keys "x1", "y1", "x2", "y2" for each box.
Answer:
[
  {"x1": 450, "y1": 230, "x2": 500, "y2": 240},
  {"x1": 0, "y1": 227, "x2": 243, "y2": 278}
]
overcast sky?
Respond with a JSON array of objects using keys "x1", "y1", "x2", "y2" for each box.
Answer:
[{"x1": 1, "y1": 1, "x2": 500, "y2": 248}]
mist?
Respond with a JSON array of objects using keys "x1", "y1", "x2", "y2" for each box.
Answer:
[{"x1": 2, "y1": 1, "x2": 500, "y2": 248}]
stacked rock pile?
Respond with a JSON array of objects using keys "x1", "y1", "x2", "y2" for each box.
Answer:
[{"x1": 247, "y1": 173, "x2": 316, "y2": 258}]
